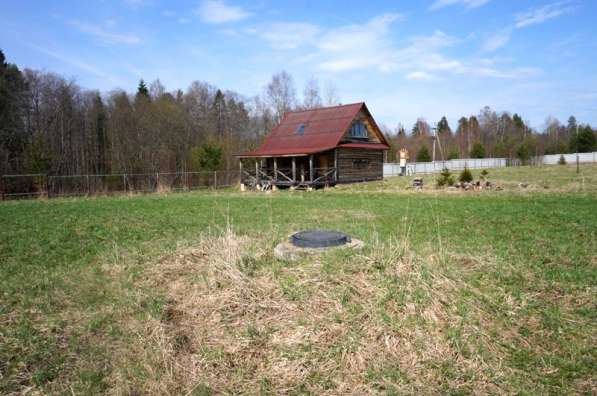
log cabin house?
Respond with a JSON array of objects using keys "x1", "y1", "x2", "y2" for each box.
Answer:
[{"x1": 236, "y1": 102, "x2": 389, "y2": 189}]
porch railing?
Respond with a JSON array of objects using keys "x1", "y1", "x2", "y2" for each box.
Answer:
[{"x1": 241, "y1": 167, "x2": 337, "y2": 187}]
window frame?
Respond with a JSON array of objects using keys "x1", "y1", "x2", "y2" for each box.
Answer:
[{"x1": 348, "y1": 121, "x2": 368, "y2": 139}]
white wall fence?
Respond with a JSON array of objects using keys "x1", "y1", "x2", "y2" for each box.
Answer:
[
  {"x1": 383, "y1": 152, "x2": 597, "y2": 176},
  {"x1": 384, "y1": 158, "x2": 507, "y2": 176},
  {"x1": 542, "y1": 152, "x2": 597, "y2": 165}
]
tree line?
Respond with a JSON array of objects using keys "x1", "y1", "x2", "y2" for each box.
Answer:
[
  {"x1": 0, "y1": 50, "x2": 339, "y2": 177},
  {"x1": 1, "y1": 48, "x2": 595, "y2": 177},
  {"x1": 385, "y1": 107, "x2": 596, "y2": 163}
]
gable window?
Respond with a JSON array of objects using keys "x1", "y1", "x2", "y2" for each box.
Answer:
[
  {"x1": 296, "y1": 124, "x2": 305, "y2": 135},
  {"x1": 348, "y1": 121, "x2": 368, "y2": 138}
]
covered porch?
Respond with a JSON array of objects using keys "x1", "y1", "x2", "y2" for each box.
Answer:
[{"x1": 238, "y1": 151, "x2": 337, "y2": 189}]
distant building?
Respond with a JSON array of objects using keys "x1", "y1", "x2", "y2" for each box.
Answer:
[{"x1": 237, "y1": 102, "x2": 389, "y2": 189}]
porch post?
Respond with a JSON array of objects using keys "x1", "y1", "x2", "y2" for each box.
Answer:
[
  {"x1": 292, "y1": 157, "x2": 296, "y2": 183},
  {"x1": 309, "y1": 154, "x2": 314, "y2": 183},
  {"x1": 239, "y1": 160, "x2": 245, "y2": 191},
  {"x1": 255, "y1": 159, "x2": 260, "y2": 186},
  {"x1": 334, "y1": 149, "x2": 338, "y2": 182},
  {"x1": 273, "y1": 157, "x2": 278, "y2": 182}
]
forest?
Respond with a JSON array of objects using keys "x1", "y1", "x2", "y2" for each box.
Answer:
[{"x1": 1, "y1": 48, "x2": 596, "y2": 177}]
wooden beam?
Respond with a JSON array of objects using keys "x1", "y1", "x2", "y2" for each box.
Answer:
[
  {"x1": 239, "y1": 160, "x2": 245, "y2": 191},
  {"x1": 334, "y1": 149, "x2": 338, "y2": 182},
  {"x1": 292, "y1": 157, "x2": 296, "y2": 183},
  {"x1": 255, "y1": 160, "x2": 260, "y2": 185},
  {"x1": 273, "y1": 158, "x2": 278, "y2": 182},
  {"x1": 309, "y1": 155, "x2": 314, "y2": 183}
]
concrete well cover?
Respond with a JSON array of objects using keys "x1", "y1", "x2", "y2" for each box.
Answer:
[{"x1": 290, "y1": 230, "x2": 351, "y2": 248}]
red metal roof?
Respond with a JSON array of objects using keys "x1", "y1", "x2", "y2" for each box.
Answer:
[{"x1": 237, "y1": 102, "x2": 389, "y2": 157}]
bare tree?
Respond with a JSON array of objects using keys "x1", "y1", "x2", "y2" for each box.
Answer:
[
  {"x1": 323, "y1": 81, "x2": 340, "y2": 106},
  {"x1": 265, "y1": 71, "x2": 296, "y2": 123},
  {"x1": 302, "y1": 77, "x2": 322, "y2": 109},
  {"x1": 149, "y1": 79, "x2": 166, "y2": 100}
]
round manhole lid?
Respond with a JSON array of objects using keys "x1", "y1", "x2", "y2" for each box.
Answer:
[{"x1": 290, "y1": 230, "x2": 351, "y2": 248}]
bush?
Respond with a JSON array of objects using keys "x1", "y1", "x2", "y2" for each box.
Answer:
[
  {"x1": 480, "y1": 169, "x2": 489, "y2": 179},
  {"x1": 416, "y1": 146, "x2": 431, "y2": 162},
  {"x1": 569, "y1": 125, "x2": 596, "y2": 153},
  {"x1": 470, "y1": 143, "x2": 485, "y2": 159},
  {"x1": 447, "y1": 150, "x2": 459, "y2": 160},
  {"x1": 516, "y1": 143, "x2": 530, "y2": 164},
  {"x1": 436, "y1": 168, "x2": 455, "y2": 187},
  {"x1": 189, "y1": 143, "x2": 223, "y2": 171},
  {"x1": 558, "y1": 154, "x2": 567, "y2": 165},
  {"x1": 459, "y1": 167, "x2": 473, "y2": 183}
]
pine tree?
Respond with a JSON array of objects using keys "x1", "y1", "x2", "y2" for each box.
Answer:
[
  {"x1": 136, "y1": 79, "x2": 149, "y2": 98},
  {"x1": 570, "y1": 125, "x2": 596, "y2": 153},
  {"x1": 212, "y1": 89, "x2": 227, "y2": 138},
  {"x1": 436, "y1": 168, "x2": 454, "y2": 187},
  {"x1": 459, "y1": 167, "x2": 473, "y2": 183},
  {"x1": 567, "y1": 116, "x2": 577, "y2": 134},
  {"x1": 437, "y1": 116, "x2": 451, "y2": 135}
]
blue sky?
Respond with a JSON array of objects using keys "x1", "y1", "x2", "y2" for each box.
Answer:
[{"x1": 2, "y1": 0, "x2": 596, "y2": 130}]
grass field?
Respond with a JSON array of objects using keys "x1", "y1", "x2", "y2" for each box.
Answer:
[{"x1": 1, "y1": 164, "x2": 596, "y2": 394}]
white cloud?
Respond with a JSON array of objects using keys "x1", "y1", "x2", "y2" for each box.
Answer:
[
  {"x1": 515, "y1": 1, "x2": 574, "y2": 28},
  {"x1": 248, "y1": 13, "x2": 537, "y2": 81},
  {"x1": 405, "y1": 71, "x2": 436, "y2": 81},
  {"x1": 429, "y1": 0, "x2": 491, "y2": 11},
  {"x1": 482, "y1": 30, "x2": 512, "y2": 51},
  {"x1": 470, "y1": 65, "x2": 541, "y2": 79},
  {"x1": 196, "y1": 0, "x2": 251, "y2": 24},
  {"x1": 390, "y1": 30, "x2": 464, "y2": 73},
  {"x1": 26, "y1": 43, "x2": 125, "y2": 85},
  {"x1": 68, "y1": 20, "x2": 141, "y2": 45},
  {"x1": 316, "y1": 13, "x2": 404, "y2": 72},
  {"x1": 253, "y1": 22, "x2": 321, "y2": 50},
  {"x1": 481, "y1": 1, "x2": 574, "y2": 53}
]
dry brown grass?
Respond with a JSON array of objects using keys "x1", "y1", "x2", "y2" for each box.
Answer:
[{"x1": 99, "y1": 229, "x2": 566, "y2": 395}]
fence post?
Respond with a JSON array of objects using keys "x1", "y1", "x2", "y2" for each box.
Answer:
[
  {"x1": 46, "y1": 174, "x2": 50, "y2": 199},
  {"x1": 86, "y1": 174, "x2": 90, "y2": 196},
  {"x1": 123, "y1": 174, "x2": 127, "y2": 194},
  {"x1": 214, "y1": 171, "x2": 217, "y2": 189},
  {"x1": 0, "y1": 176, "x2": 4, "y2": 201},
  {"x1": 155, "y1": 172, "x2": 159, "y2": 192}
]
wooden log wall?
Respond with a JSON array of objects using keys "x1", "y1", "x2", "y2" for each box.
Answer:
[{"x1": 336, "y1": 148, "x2": 383, "y2": 182}]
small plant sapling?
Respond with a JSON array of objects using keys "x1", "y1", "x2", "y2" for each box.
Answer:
[
  {"x1": 459, "y1": 167, "x2": 473, "y2": 183},
  {"x1": 436, "y1": 168, "x2": 455, "y2": 187}
]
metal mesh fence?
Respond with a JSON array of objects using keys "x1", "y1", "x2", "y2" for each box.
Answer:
[{"x1": 1, "y1": 171, "x2": 240, "y2": 200}]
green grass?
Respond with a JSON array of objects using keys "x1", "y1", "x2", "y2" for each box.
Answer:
[{"x1": 0, "y1": 164, "x2": 596, "y2": 394}]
